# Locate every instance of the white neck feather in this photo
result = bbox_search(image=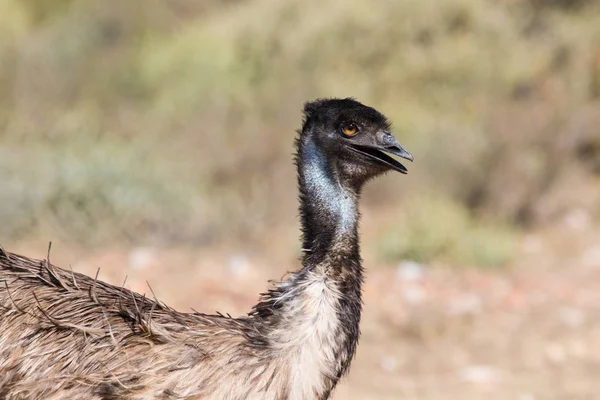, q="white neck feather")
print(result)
[268,269,344,399]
